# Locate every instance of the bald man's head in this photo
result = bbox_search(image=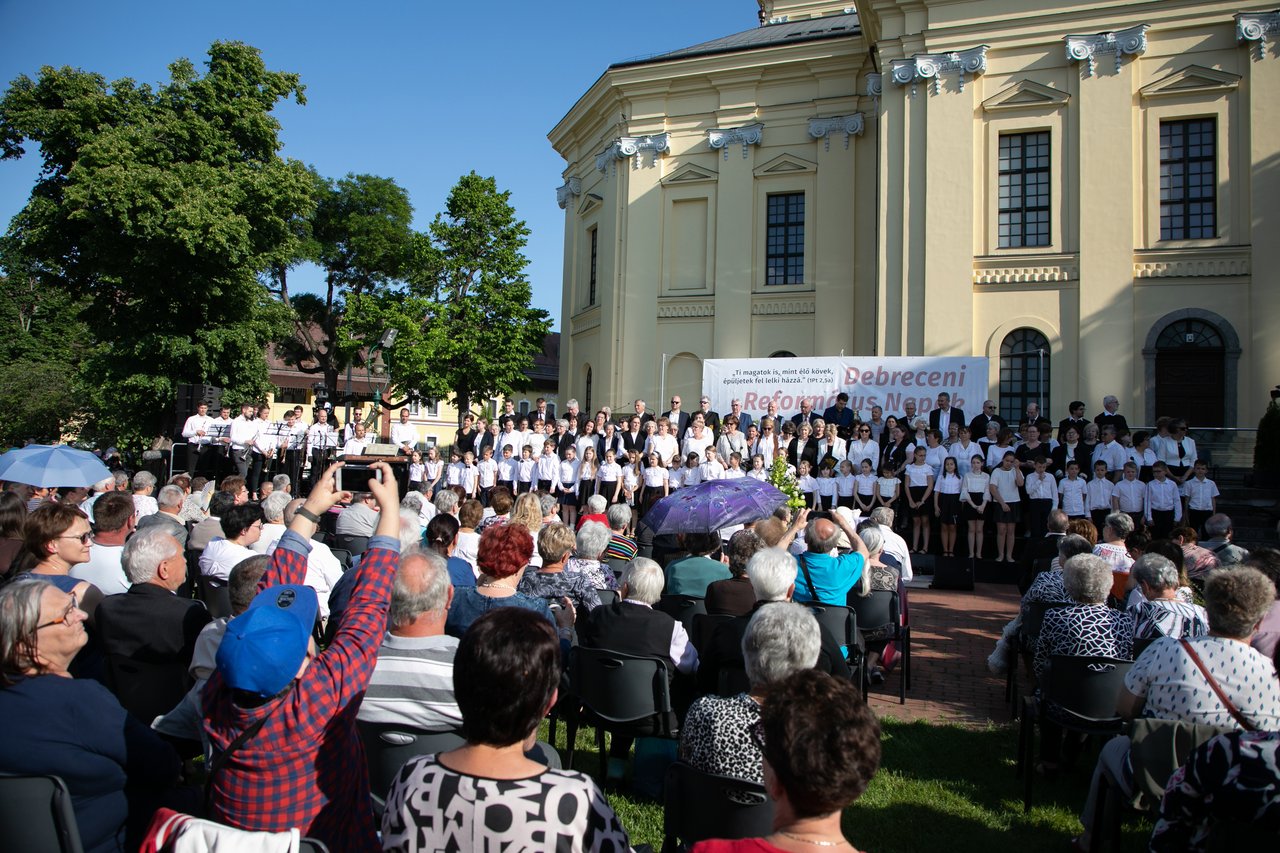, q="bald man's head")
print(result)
[804,518,841,553]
